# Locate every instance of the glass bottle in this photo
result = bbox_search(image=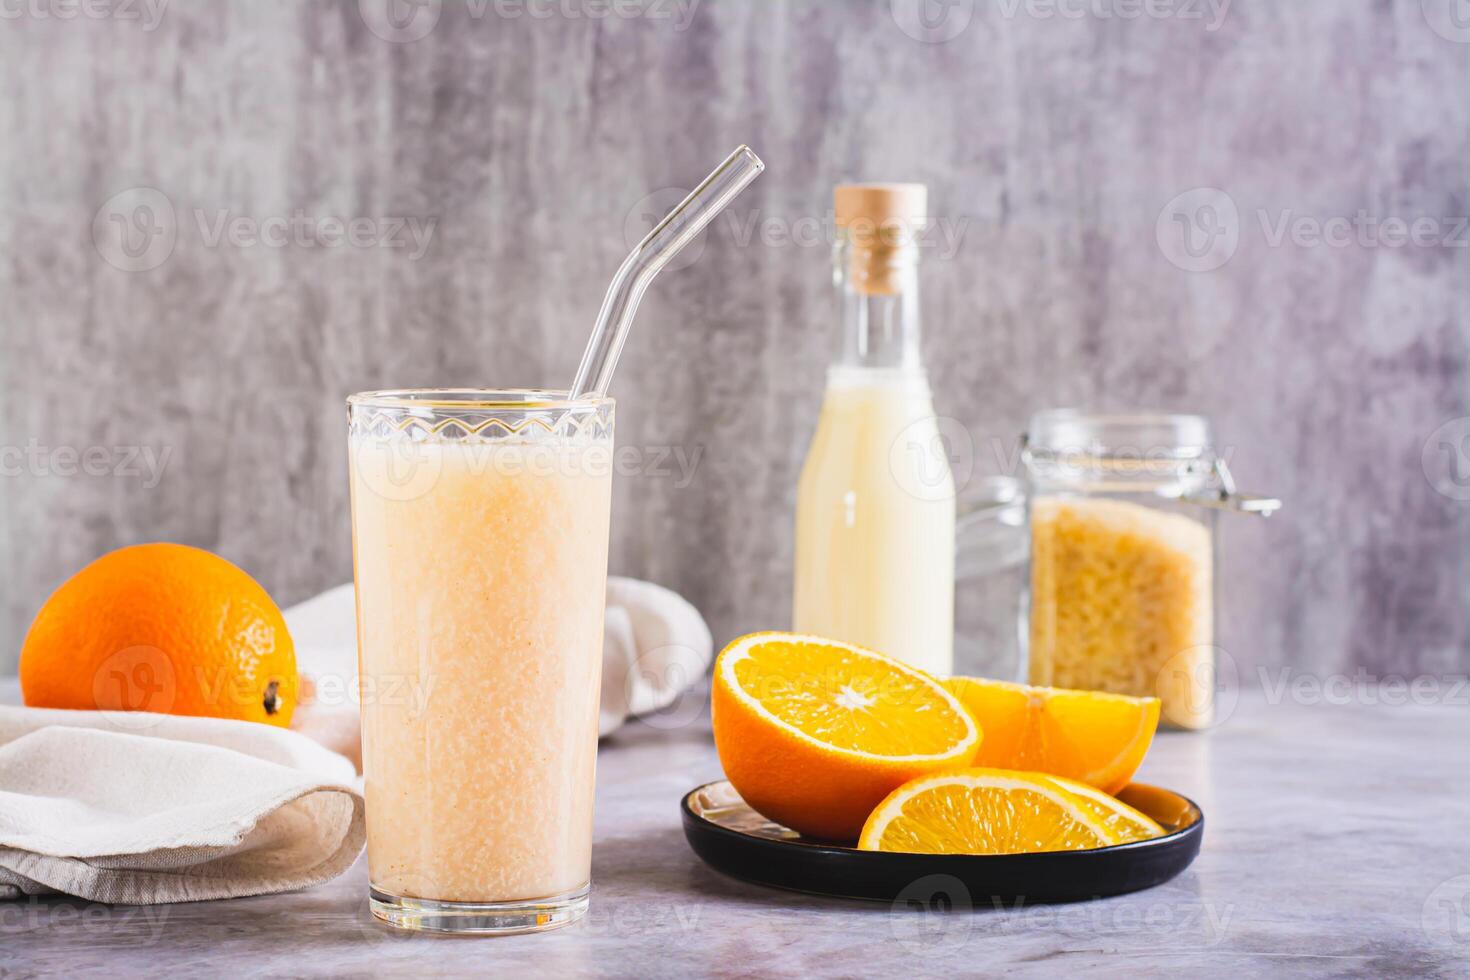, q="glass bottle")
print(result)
[793,184,956,675]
